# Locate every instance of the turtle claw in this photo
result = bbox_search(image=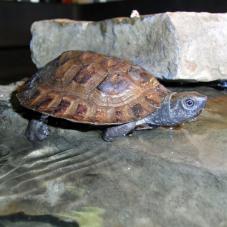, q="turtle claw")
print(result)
[102,133,114,142]
[25,119,49,142]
